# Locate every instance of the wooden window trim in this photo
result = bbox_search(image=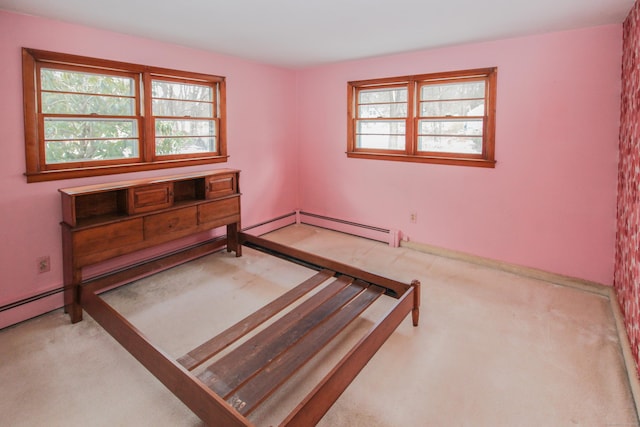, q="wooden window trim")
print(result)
[347,67,497,168]
[22,48,227,183]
